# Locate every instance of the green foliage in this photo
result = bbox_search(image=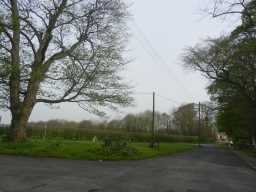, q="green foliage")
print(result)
[216,96,251,146]
[173,103,197,136]
[101,137,138,157]
[0,127,7,141]
[0,127,5,136]
[27,126,199,144]
[0,139,196,160]
[26,116,203,143]
[239,148,256,158]
[183,0,256,145]
[0,0,132,142]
